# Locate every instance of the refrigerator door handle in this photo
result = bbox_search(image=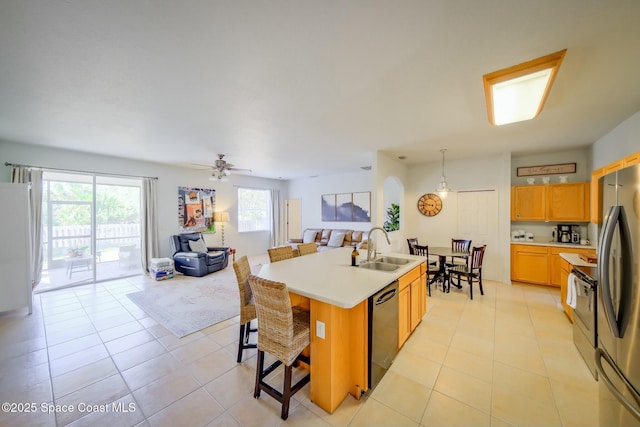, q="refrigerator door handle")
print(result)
[599,205,621,338]
[595,348,640,421]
